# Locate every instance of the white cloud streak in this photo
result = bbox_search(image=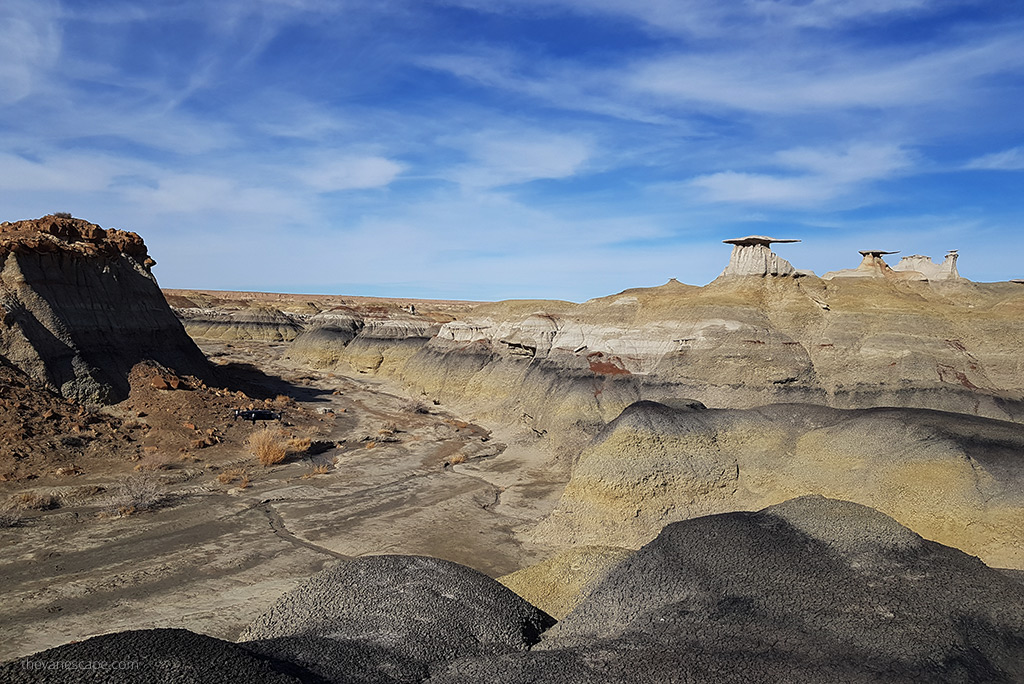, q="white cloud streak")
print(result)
[0,0,61,104]
[297,156,405,192]
[442,129,592,188]
[690,143,913,207]
[965,146,1024,171]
